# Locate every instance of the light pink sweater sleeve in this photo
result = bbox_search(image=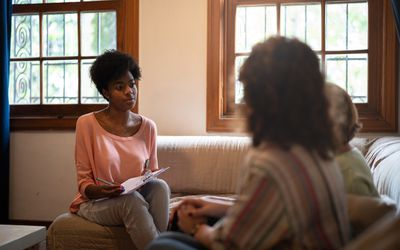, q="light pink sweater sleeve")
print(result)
[70,113,158,213]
